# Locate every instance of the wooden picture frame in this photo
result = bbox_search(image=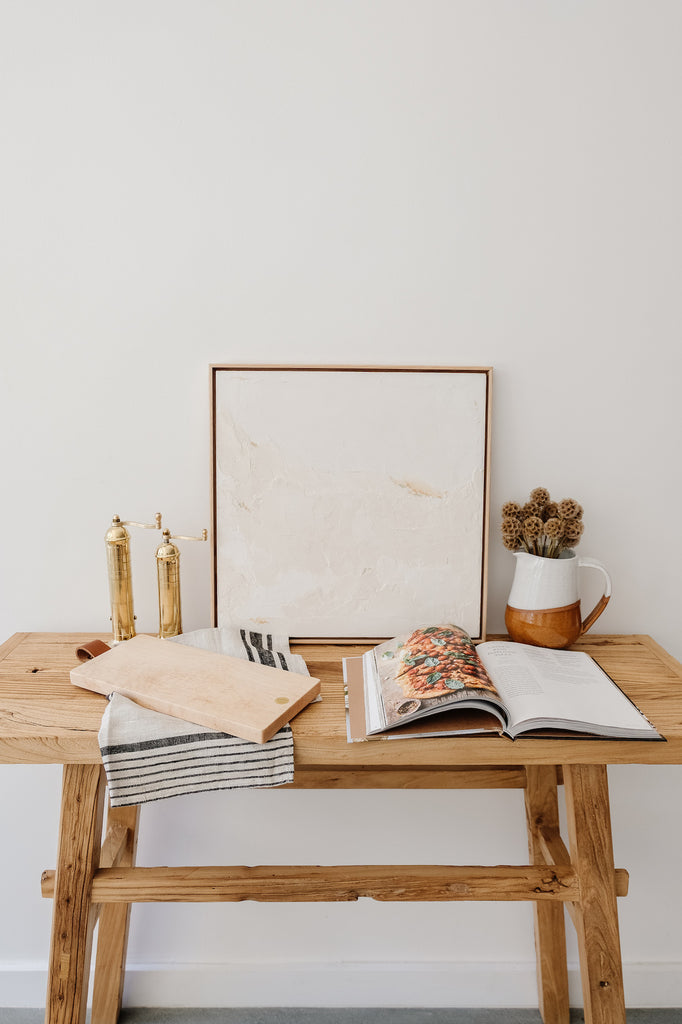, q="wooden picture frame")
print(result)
[210,365,492,642]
